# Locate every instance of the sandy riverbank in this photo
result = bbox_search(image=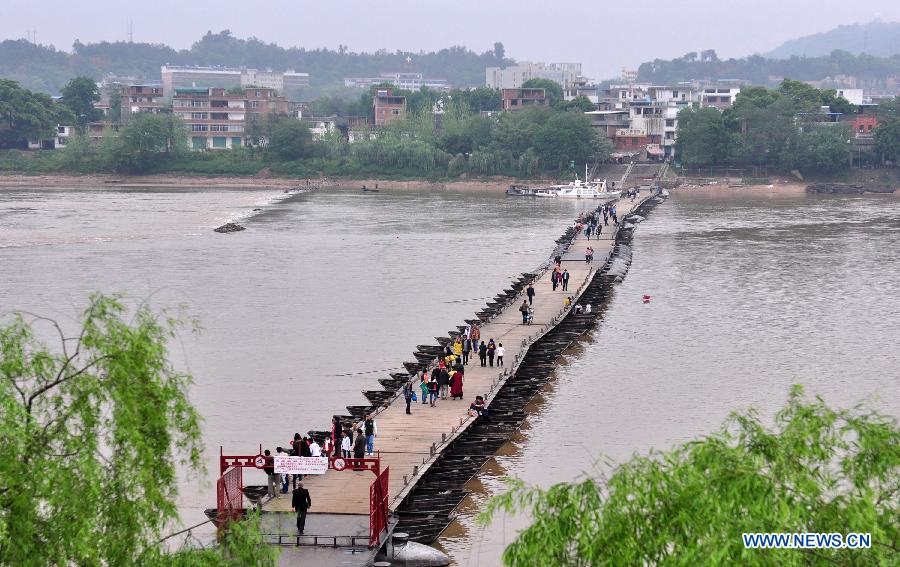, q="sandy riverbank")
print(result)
[0,173,523,193]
